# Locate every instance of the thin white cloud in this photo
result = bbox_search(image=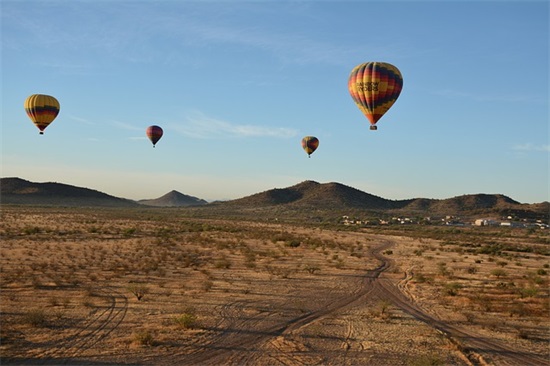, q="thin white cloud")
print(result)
[2,2,377,68]
[512,143,550,152]
[111,120,143,132]
[171,111,298,139]
[67,114,94,125]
